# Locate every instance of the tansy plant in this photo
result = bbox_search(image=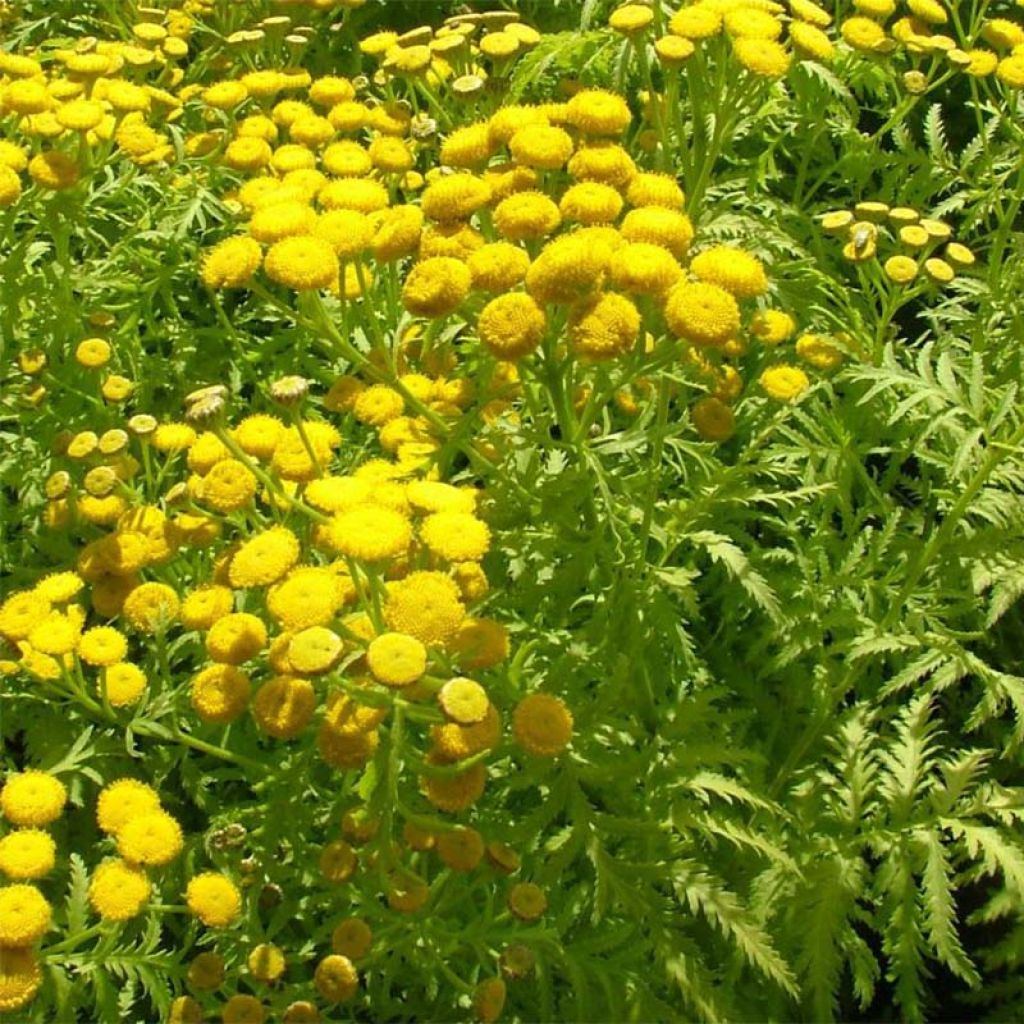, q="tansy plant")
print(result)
[2,1,1024,1022]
